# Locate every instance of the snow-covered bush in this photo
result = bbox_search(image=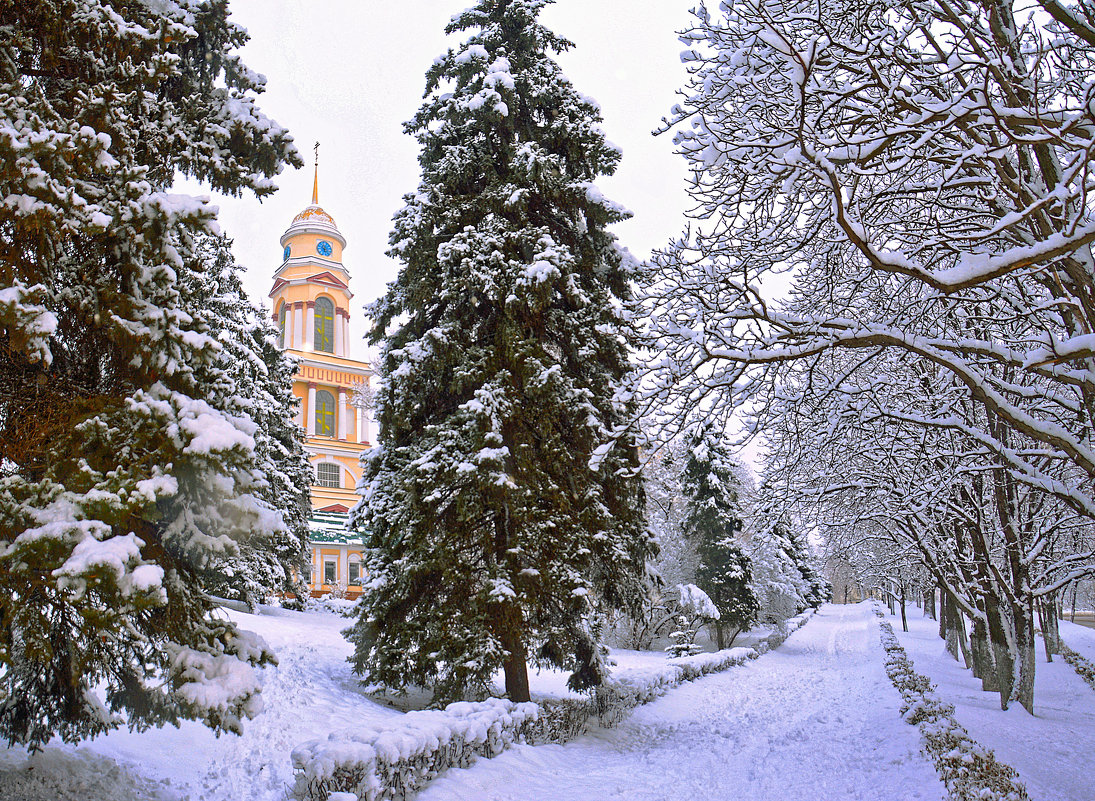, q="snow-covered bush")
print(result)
[664,584,720,658]
[876,611,1028,801]
[291,698,541,801]
[306,594,359,617]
